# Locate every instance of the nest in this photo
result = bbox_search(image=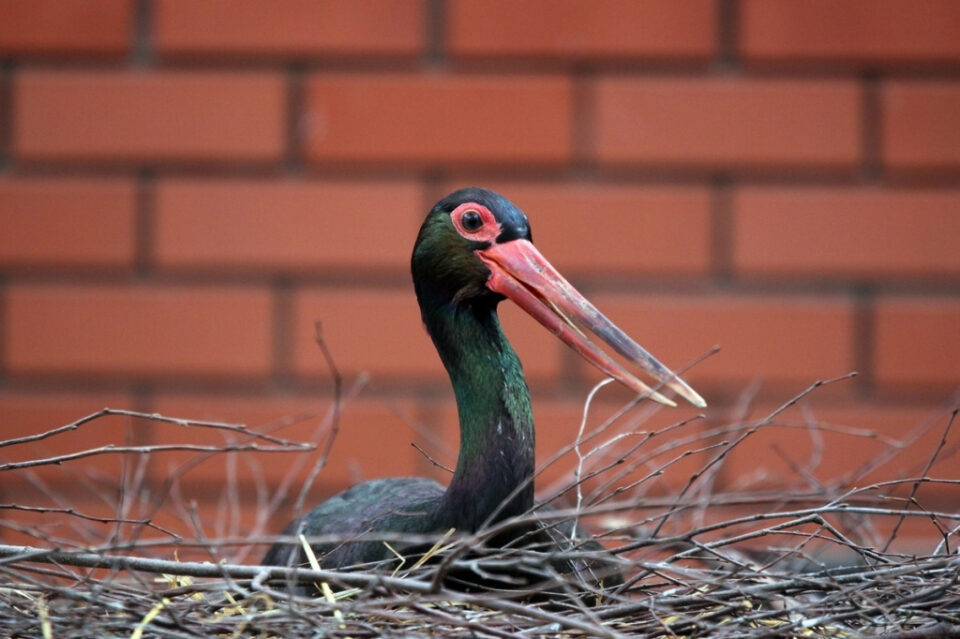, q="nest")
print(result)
[2,374,959,638]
